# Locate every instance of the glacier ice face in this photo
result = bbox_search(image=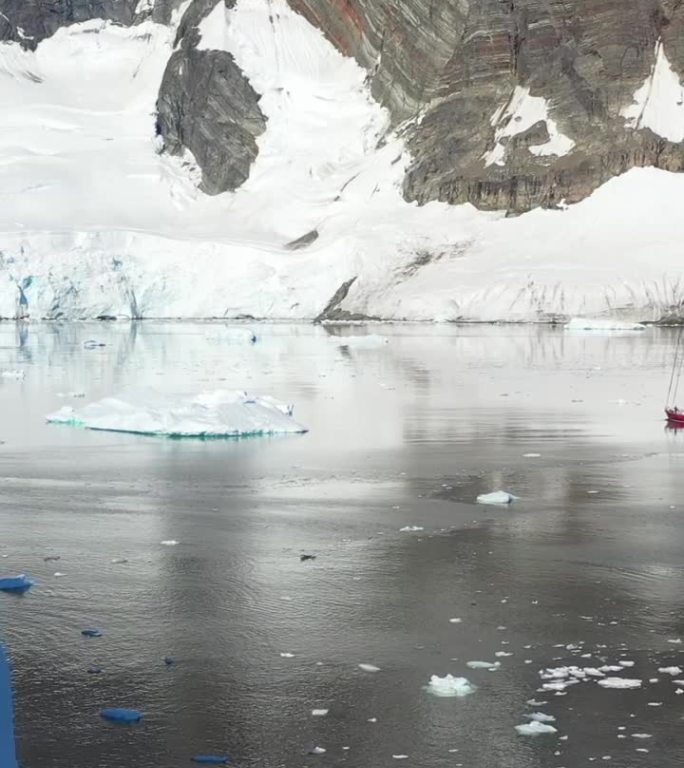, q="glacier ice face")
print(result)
[46,388,307,438]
